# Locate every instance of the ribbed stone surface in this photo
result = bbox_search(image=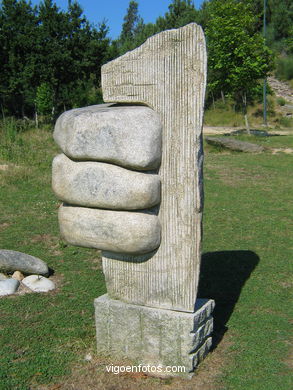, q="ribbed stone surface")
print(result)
[53,104,162,170]
[52,154,161,210]
[59,204,161,255]
[101,23,206,312]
